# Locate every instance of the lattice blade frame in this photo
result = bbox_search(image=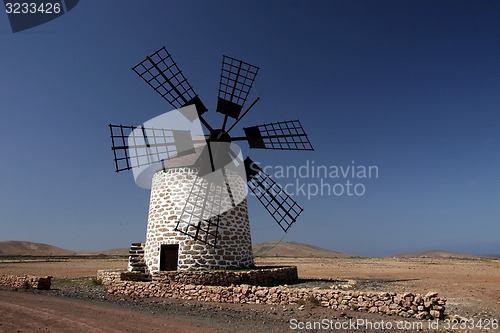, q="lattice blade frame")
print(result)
[175,176,225,247]
[109,124,201,172]
[216,55,259,119]
[174,162,248,247]
[244,157,303,232]
[243,120,314,151]
[132,47,207,119]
